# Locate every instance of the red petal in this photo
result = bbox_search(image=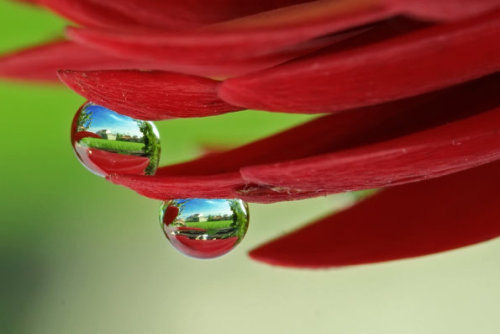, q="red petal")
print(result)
[72,130,101,142]
[39,0,316,30]
[0,40,188,82]
[1,39,322,83]
[171,236,238,259]
[220,10,500,113]
[66,1,391,73]
[66,28,363,78]
[58,18,426,118]
[162,74,499,177]
[74,146,151,176]
[57,70,240,119]
[109,172,244,199]
[110,75,500,203]
[250,160,500,268]
[111,171,324,203]
[37,0,498,32]
[162,205,180,225]
[109,172,325,203]
[242,105,500,192]
[385,0,500,20]
[0,39,284,83]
